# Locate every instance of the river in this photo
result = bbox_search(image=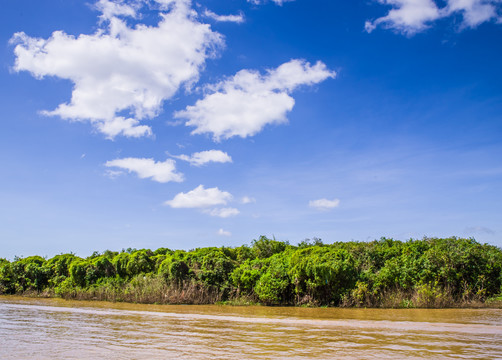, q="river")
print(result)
[1,296,501,359]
